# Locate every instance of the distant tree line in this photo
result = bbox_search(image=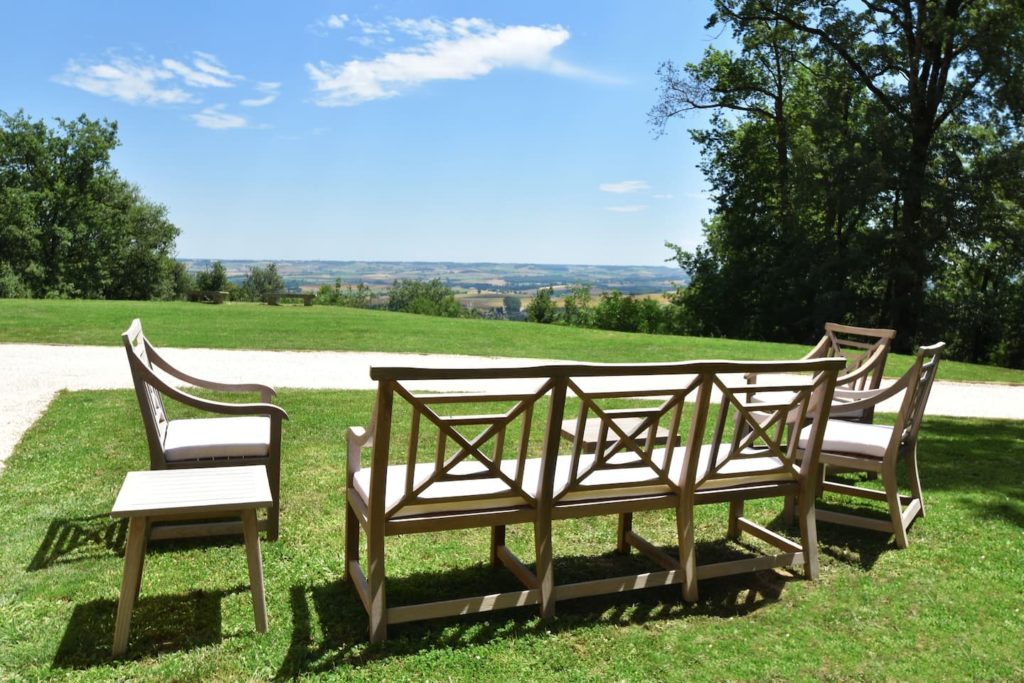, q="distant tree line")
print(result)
[651,0,1024,368]
[526,285,682,334]
[0,110,187,299]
